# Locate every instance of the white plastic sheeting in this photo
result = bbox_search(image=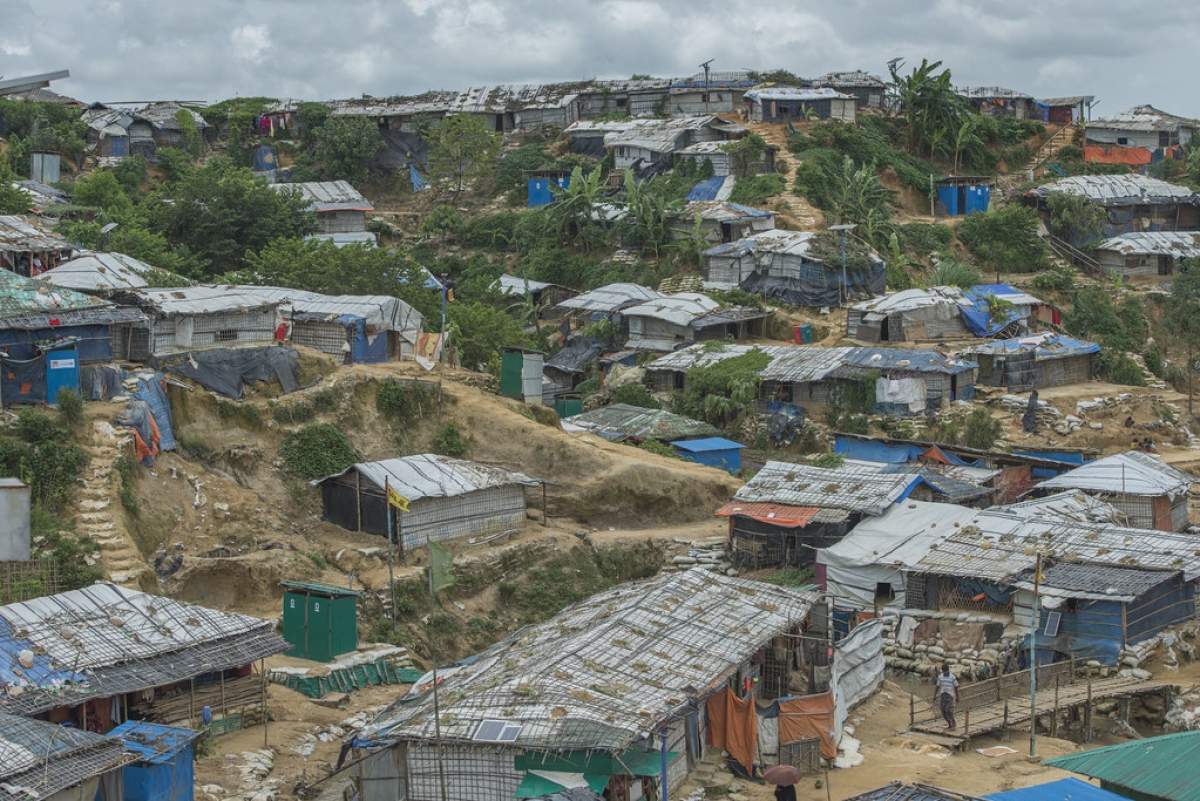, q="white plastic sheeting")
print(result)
[832,618,885,739]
